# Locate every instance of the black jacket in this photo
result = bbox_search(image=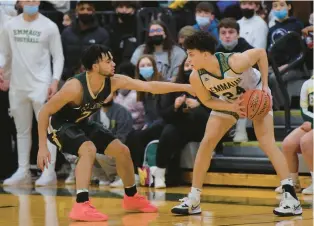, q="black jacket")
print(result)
[61,18,110,80]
